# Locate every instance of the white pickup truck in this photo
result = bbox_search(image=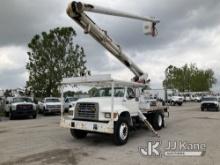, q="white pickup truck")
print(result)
[168,95,184,106]
[38,97,61,115]
[201,96,220,111]
[64,97,79,112]
[60,75,169,145]
[4,97,37,120]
